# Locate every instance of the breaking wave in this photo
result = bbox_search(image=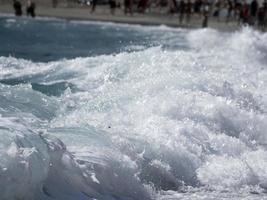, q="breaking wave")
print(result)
[0,26,267,200]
